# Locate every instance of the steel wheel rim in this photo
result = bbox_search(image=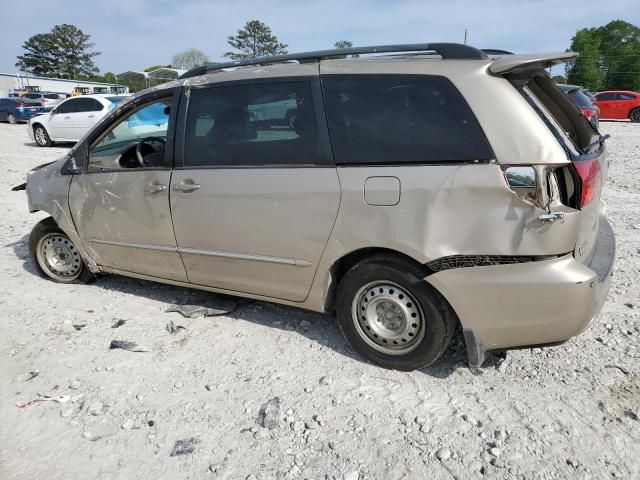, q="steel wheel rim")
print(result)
[35,128,46,145]
[36,233,82,281]
[351,281,426,355]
